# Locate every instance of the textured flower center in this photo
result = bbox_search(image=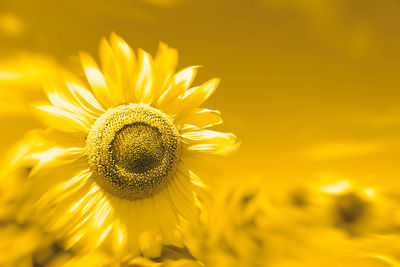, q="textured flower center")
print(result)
[111,123,164,174]
[86,104,181,200]
[335,193,366,224]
